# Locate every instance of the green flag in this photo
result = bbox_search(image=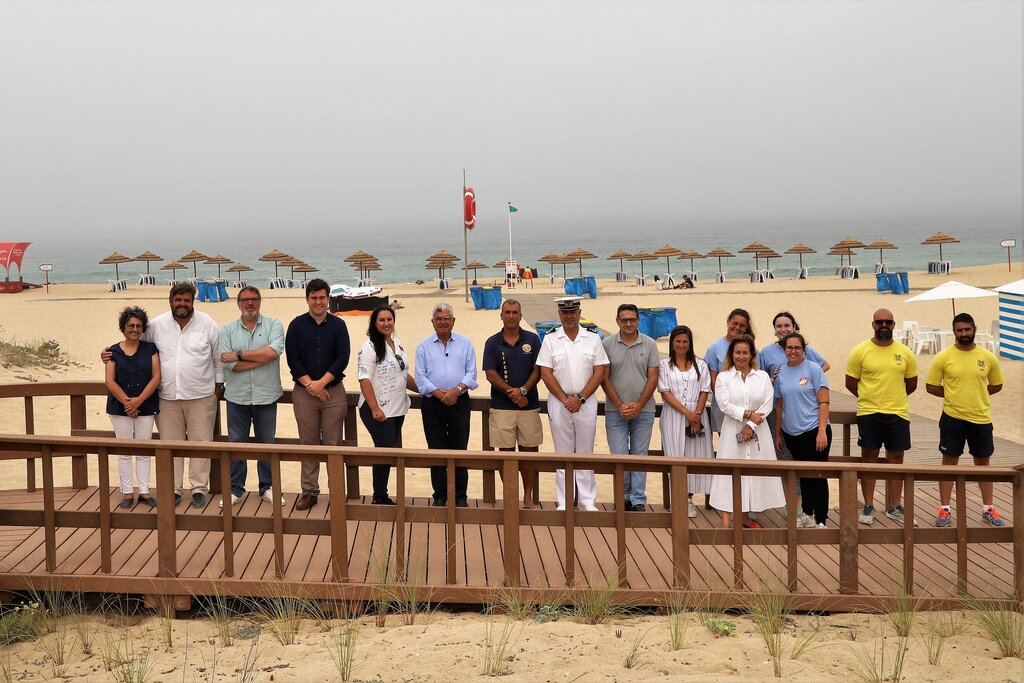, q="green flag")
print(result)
[508,203,518,213]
